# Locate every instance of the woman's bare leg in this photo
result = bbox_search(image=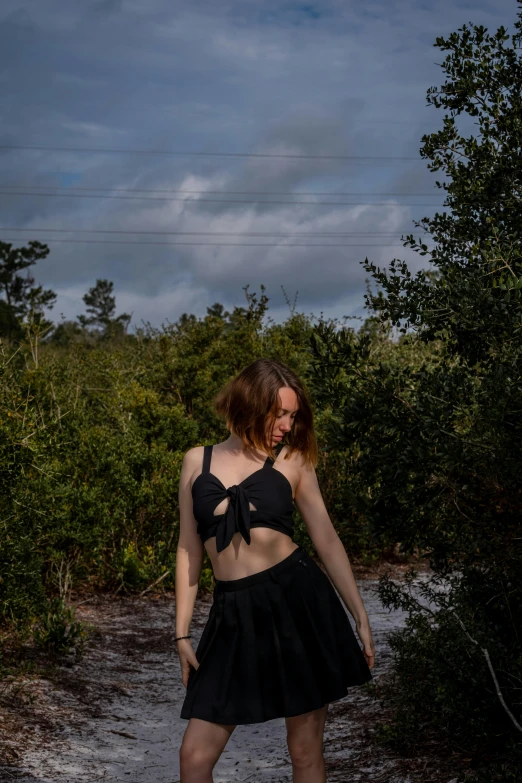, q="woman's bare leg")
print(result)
[285,704,329,783]
[179,718,236,783]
